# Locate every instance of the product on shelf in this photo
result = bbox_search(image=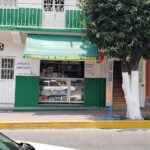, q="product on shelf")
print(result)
[49,97,54,101]
[70,97,75,101]
[40,61,84,78]
[40,96,49,101]
[39,72,84,103]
